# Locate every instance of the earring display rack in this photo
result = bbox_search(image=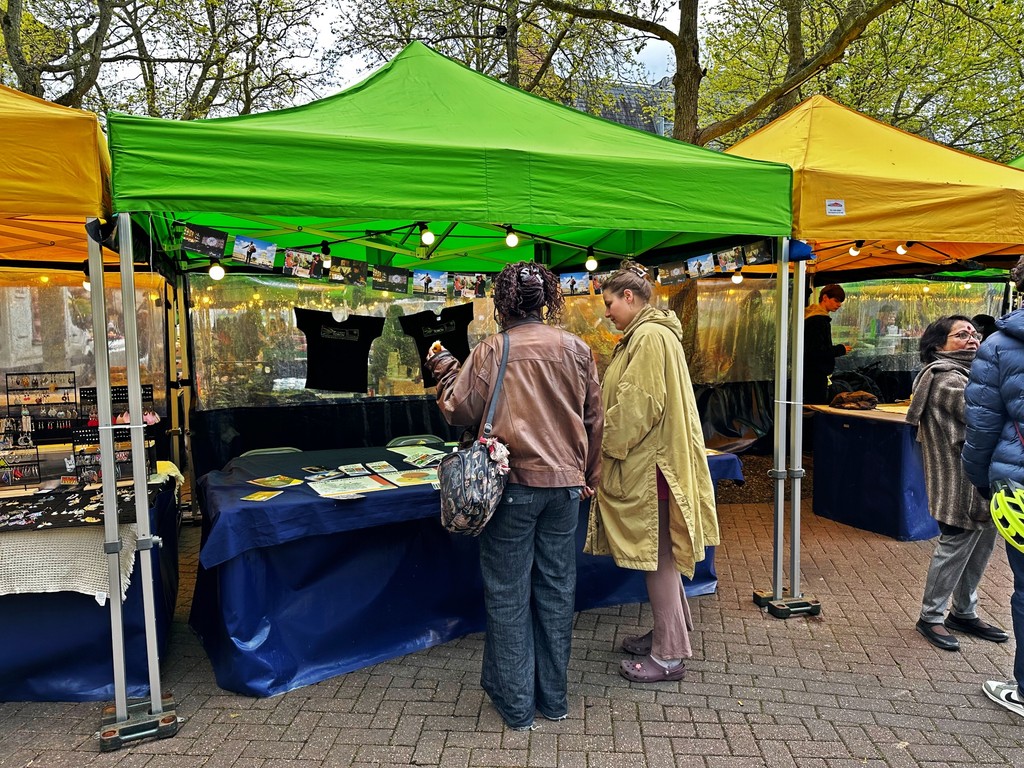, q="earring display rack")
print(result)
[0,445,41,489]
[4,371,82,445]
[72,385,156,483]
